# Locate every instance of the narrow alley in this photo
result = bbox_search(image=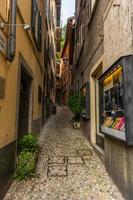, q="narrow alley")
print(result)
[1,0,133,199]
[4,107,123,200]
